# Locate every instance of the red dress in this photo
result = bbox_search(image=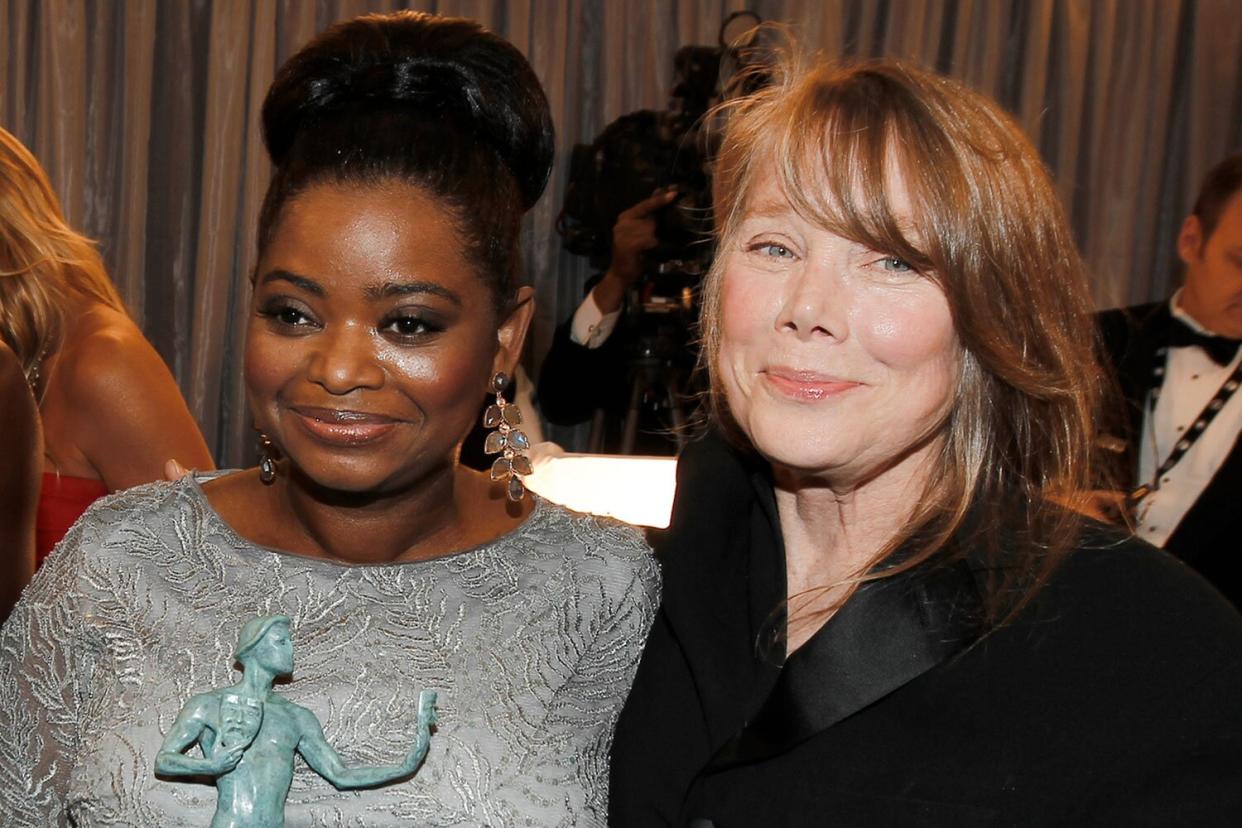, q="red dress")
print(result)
[36,472,109,566]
